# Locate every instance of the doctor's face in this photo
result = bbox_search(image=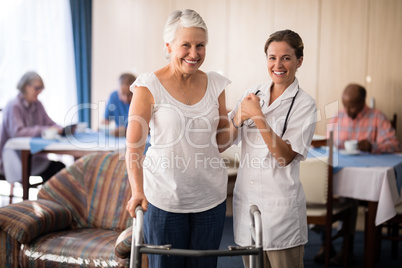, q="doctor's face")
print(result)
[266,41,303,89]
